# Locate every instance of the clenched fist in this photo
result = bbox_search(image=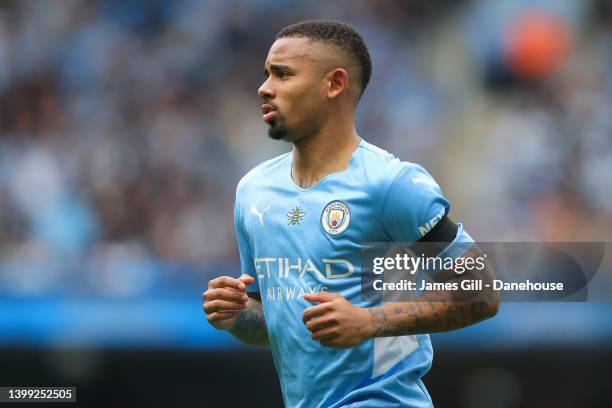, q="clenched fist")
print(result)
[303,292,373,348]
[203,274,254,330]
